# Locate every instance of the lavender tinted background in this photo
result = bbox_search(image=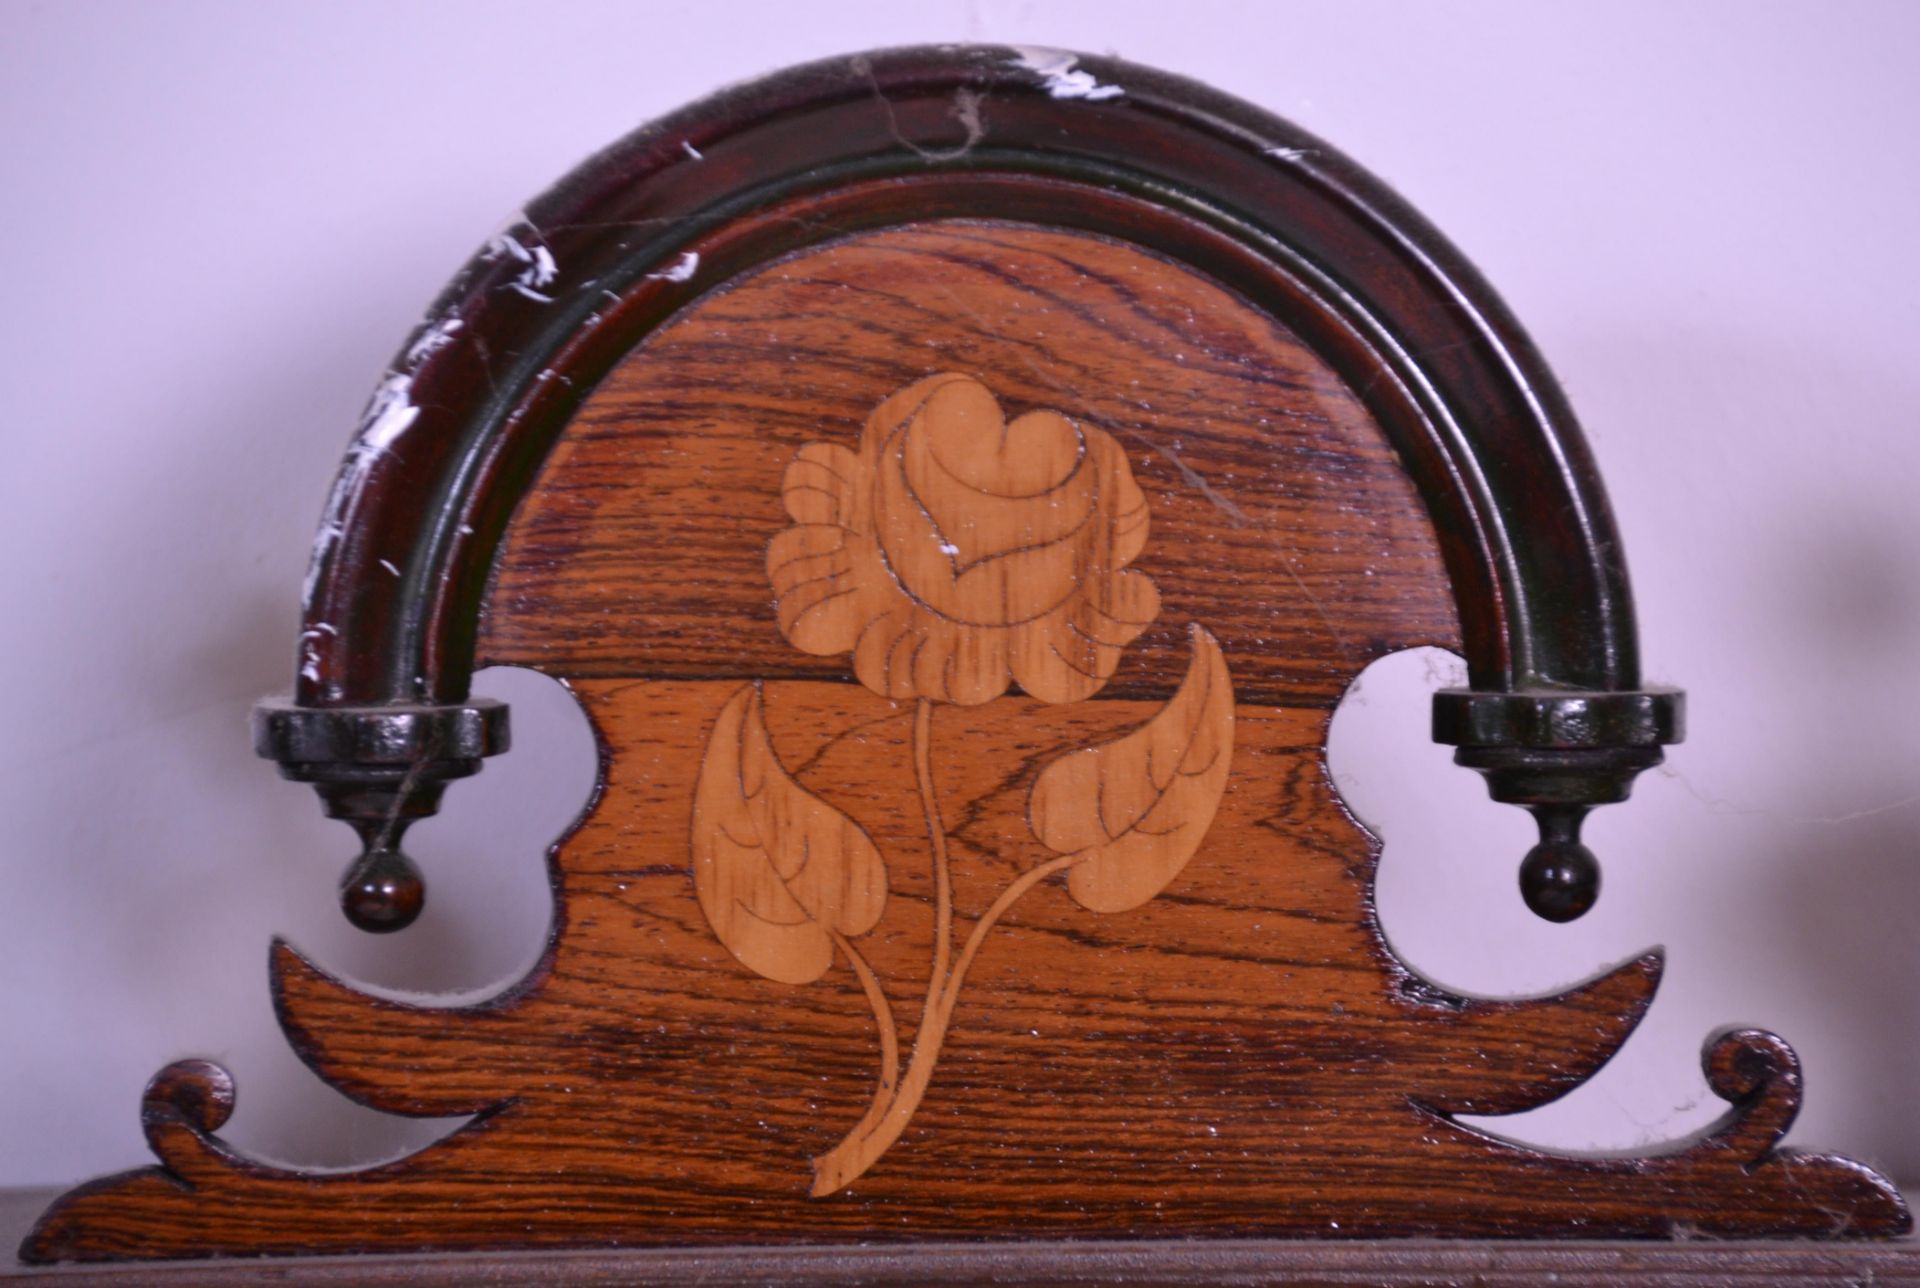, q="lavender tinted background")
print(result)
[2,0,1917,1188]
